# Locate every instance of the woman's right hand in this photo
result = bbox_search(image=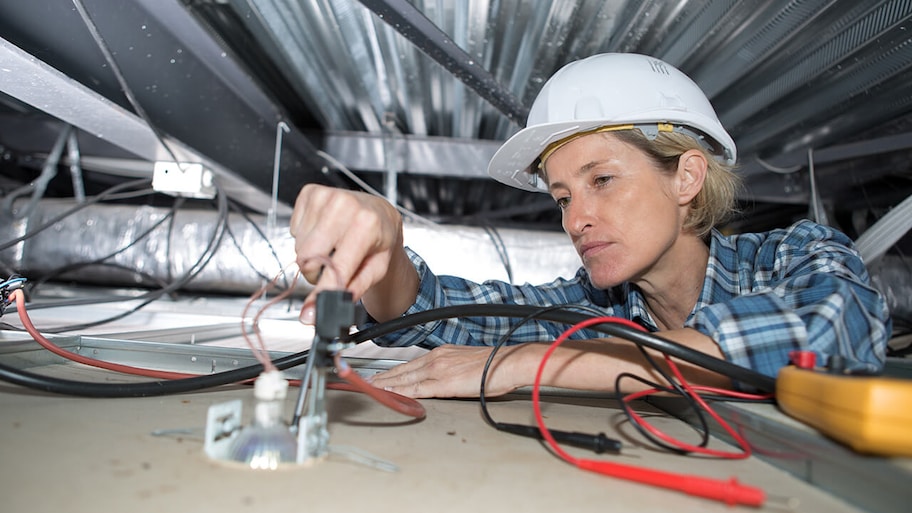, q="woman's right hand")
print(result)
[289,184,417,324]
